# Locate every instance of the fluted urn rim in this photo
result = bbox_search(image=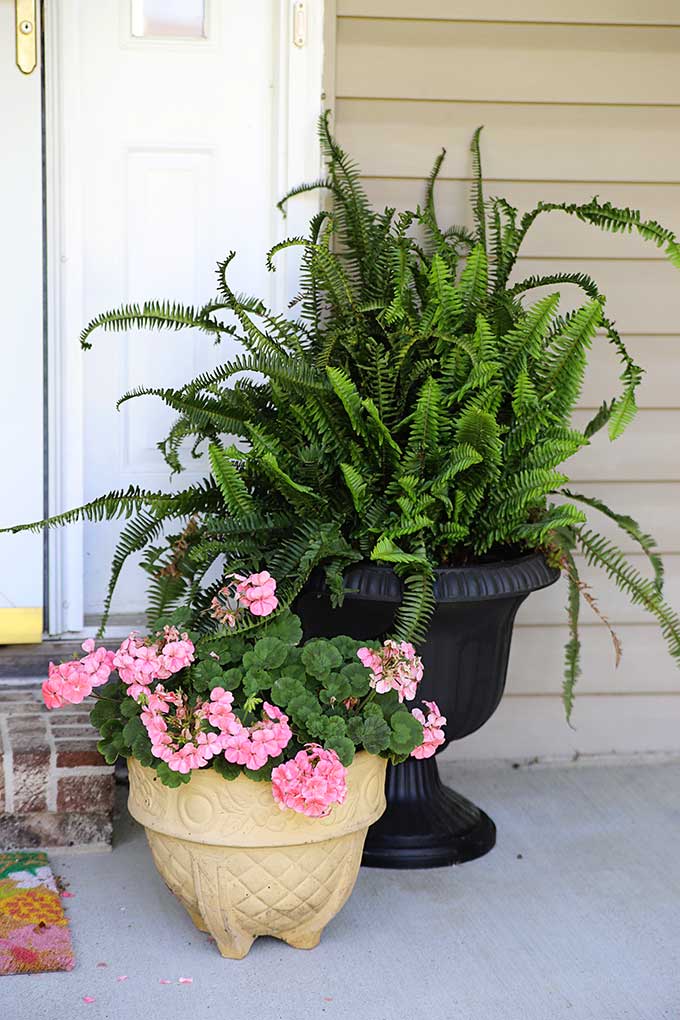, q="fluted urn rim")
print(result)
[304,552,560,605]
